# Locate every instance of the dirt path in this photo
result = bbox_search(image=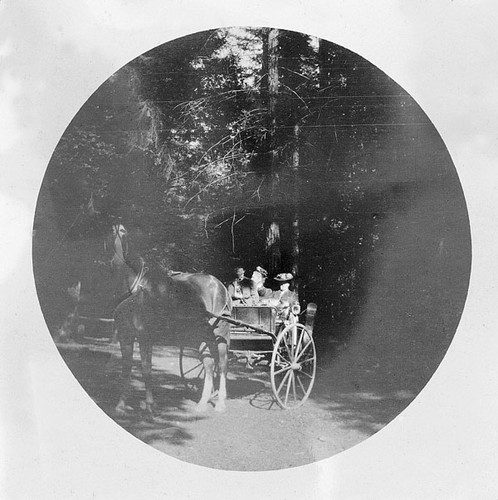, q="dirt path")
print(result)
[58,338,414,471]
